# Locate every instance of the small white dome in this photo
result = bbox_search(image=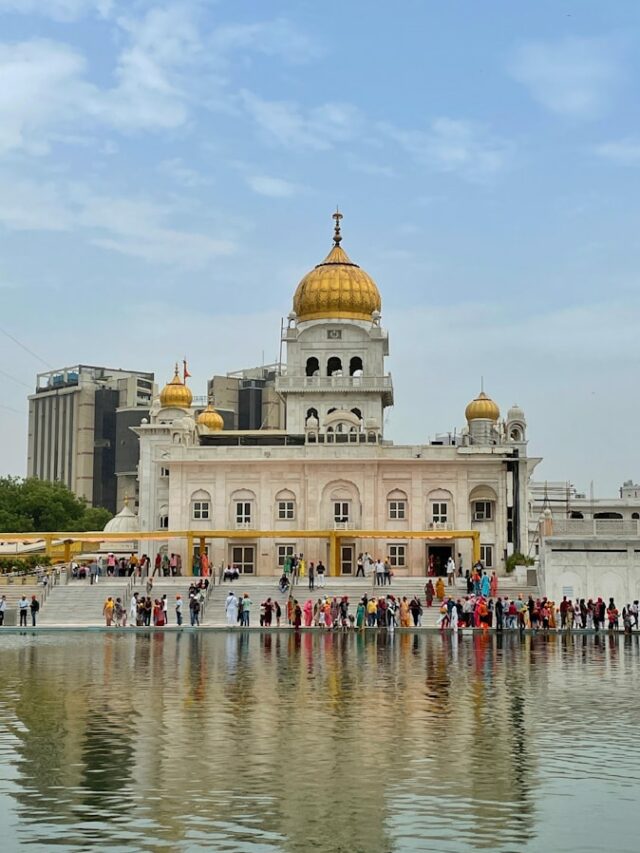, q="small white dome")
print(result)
[103,502,140,534]
[507,404,526,422]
